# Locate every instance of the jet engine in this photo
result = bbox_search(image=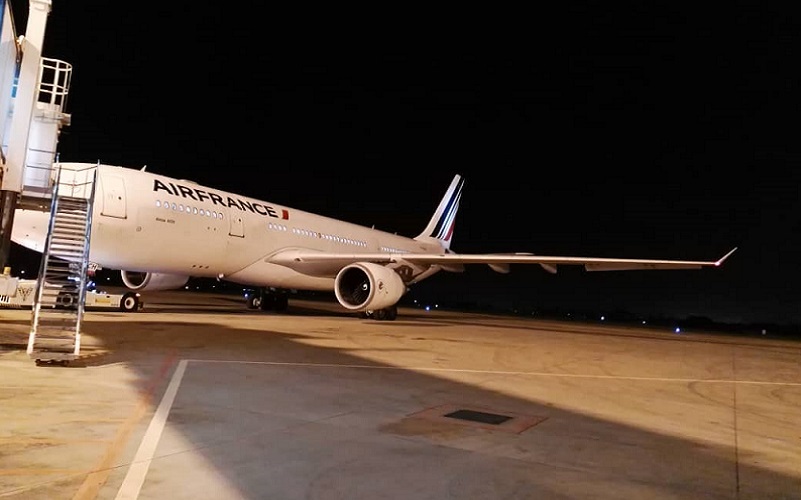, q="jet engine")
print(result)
[120,271,190,291]
[334,262,406,312]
